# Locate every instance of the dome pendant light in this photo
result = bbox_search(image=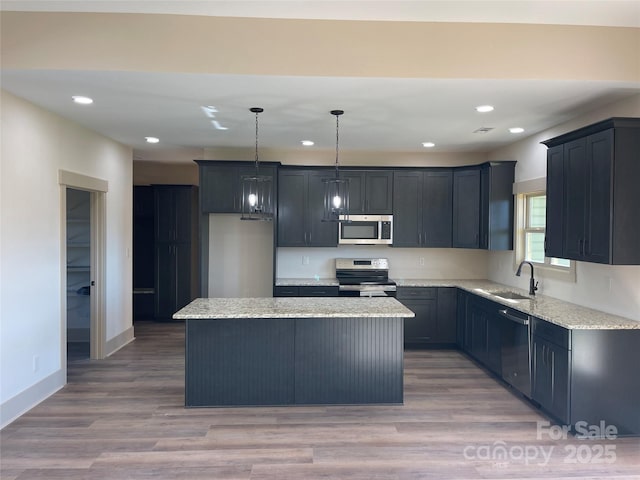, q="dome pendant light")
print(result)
[322,110,350,222]
[241,107,273,221]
